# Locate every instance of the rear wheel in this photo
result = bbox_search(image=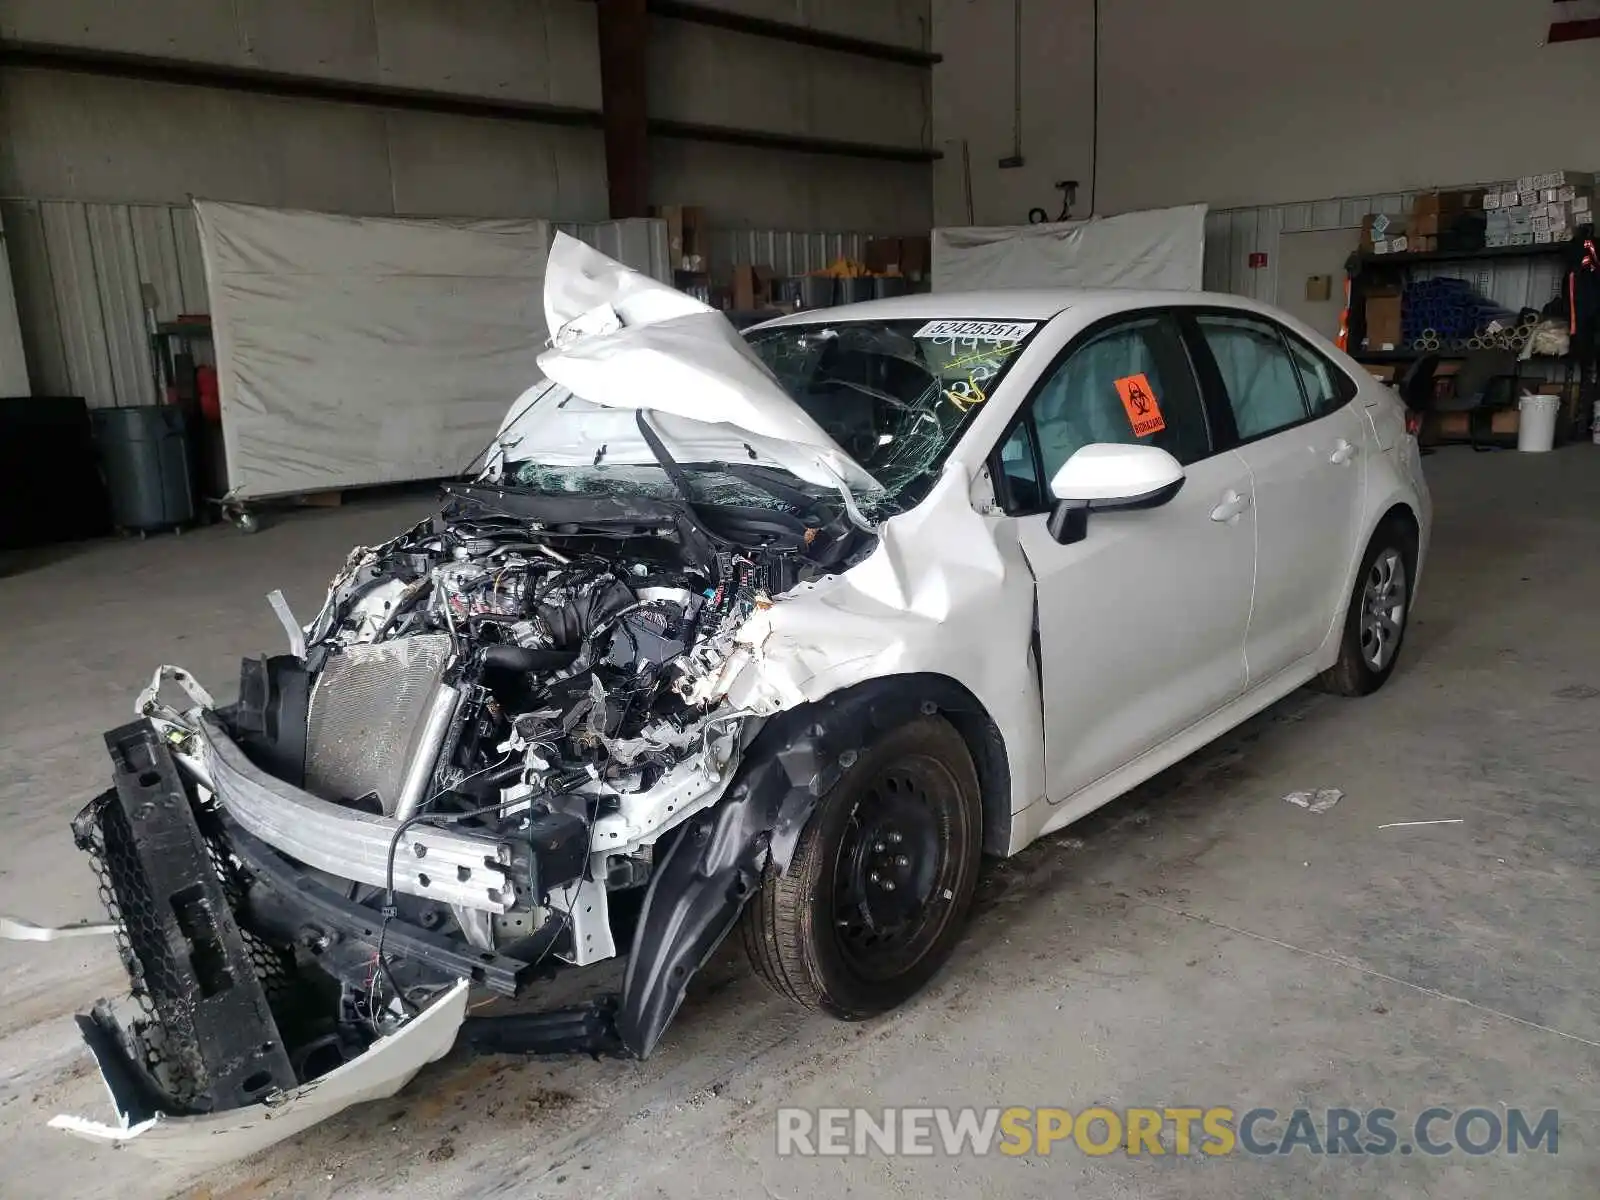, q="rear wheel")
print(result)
[741,715,981,1018]
[1316,518,1417,696]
